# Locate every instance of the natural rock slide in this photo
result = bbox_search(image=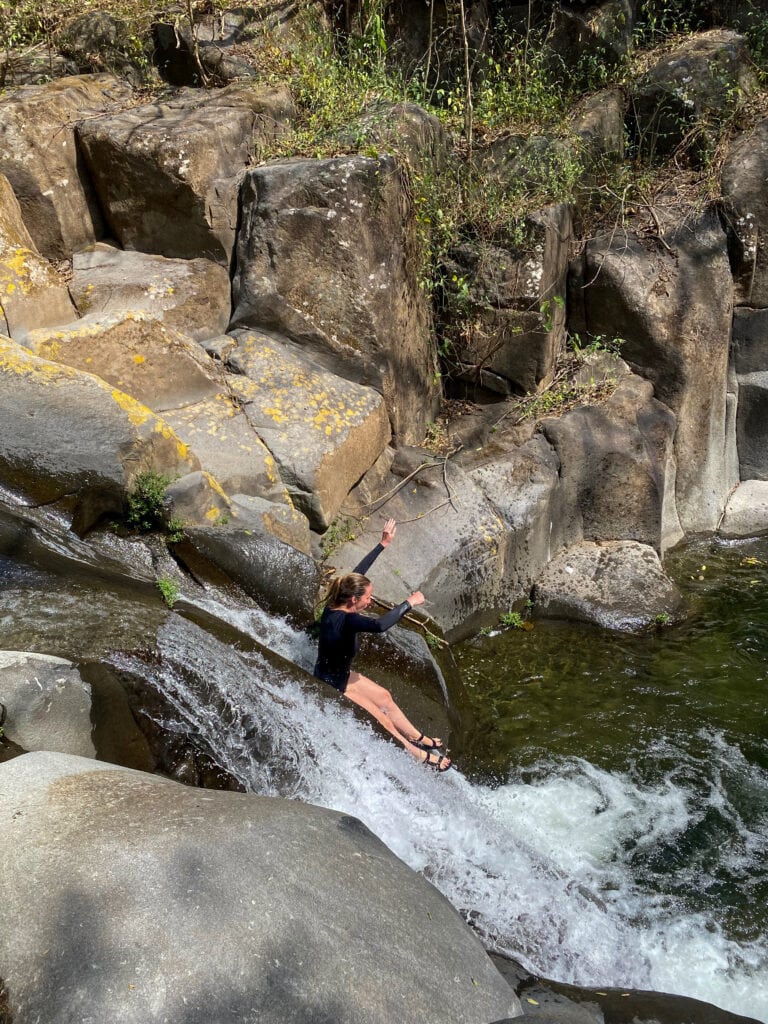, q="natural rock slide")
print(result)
[2,4,768,1022]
